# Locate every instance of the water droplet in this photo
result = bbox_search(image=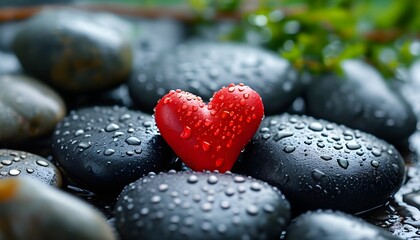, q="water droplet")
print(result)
[234,176,245,183]
[1,160,12,166]
[104,149,115,156]
[113,131,124,138]
[151,195,161,203]
[140,207,149,215]
[26,168,34,174]
[105,123,120,132]
[120,114,131,121]
[273,131,294,142]
[246,205,259,215]
[202,141,211,152]
[283,146,296,153]
[250,182,261,191]
[243,93,250,99]
[312,169,326,181]
[215,158,224,167]
[225,187,235,196]
[371,160,379,168]
[263,204,275,213]
[78,142,91,149]
[126,137,141,145]
[372,149,382,157]
[220,201,230,209]
[180,126,192,139]
[308,122,323,131]
[337,159,349,169]
[159,184,169,192]
[9,169,20,176]
[320,156,332,161]
[74,129,84,136]
[187,175,198,184]
[228,86,235,92]
[346,141,361,150]
[208,175,218,184]
[201,202,212,212]
[34,160,48,167]
[317,142,325,148]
